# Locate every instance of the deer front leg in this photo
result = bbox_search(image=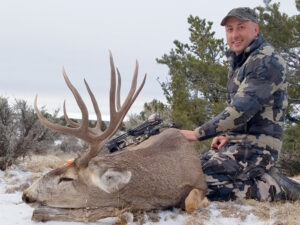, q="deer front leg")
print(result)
[185,188,209,213]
